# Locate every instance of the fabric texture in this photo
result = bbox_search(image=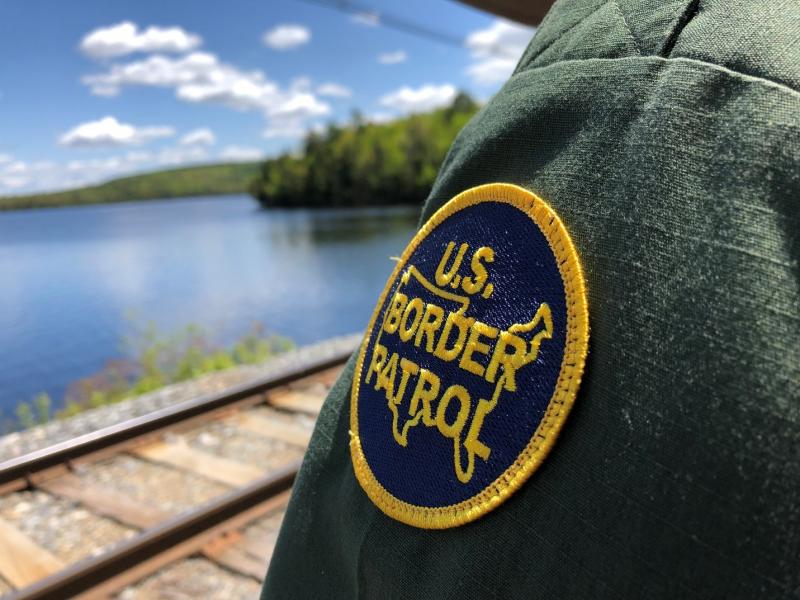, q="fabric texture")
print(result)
[262,0,800,598]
